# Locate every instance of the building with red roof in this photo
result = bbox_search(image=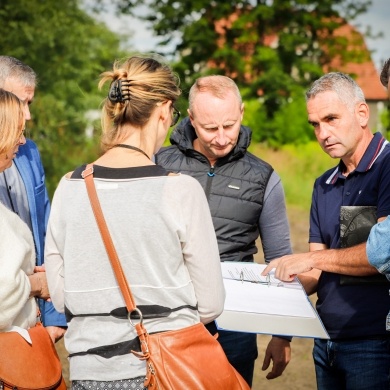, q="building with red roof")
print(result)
[213,17,387,131]
[324,23,387,131]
